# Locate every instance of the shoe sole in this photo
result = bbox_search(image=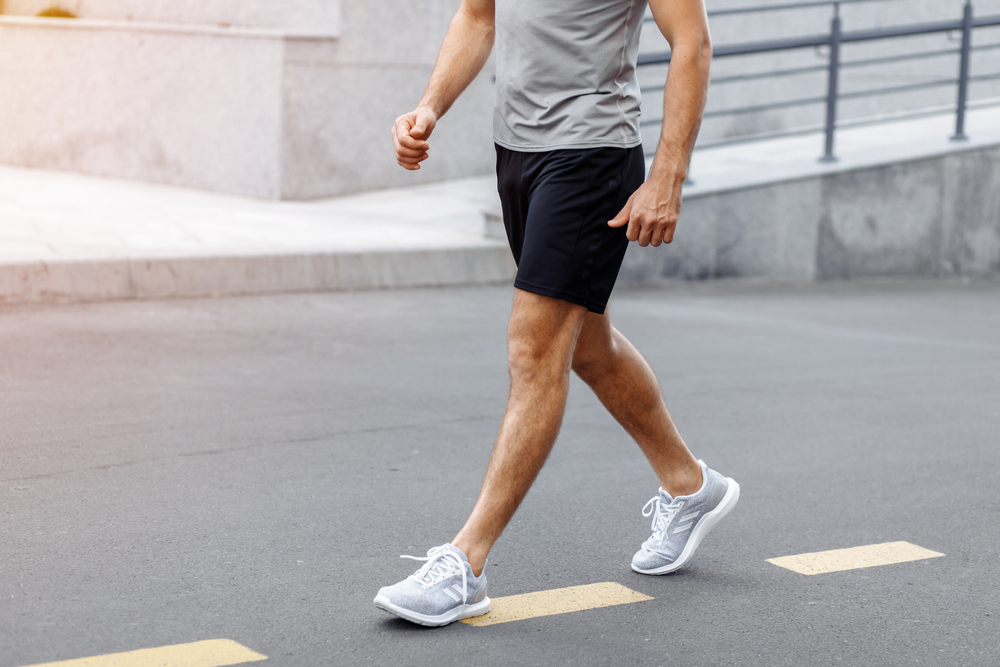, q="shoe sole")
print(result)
[632,477,741,575]
[373,594,491,627]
